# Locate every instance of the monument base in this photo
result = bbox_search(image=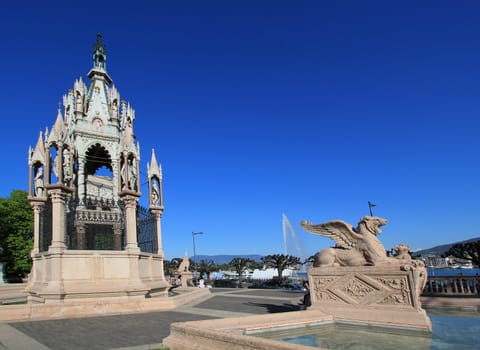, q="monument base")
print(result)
[308,265,431,331]
[179,271,193,288]
[25,250,170,303]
